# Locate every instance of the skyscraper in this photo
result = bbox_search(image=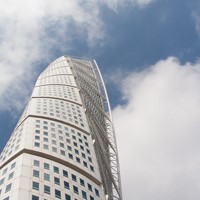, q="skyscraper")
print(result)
[0,56,122,200]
